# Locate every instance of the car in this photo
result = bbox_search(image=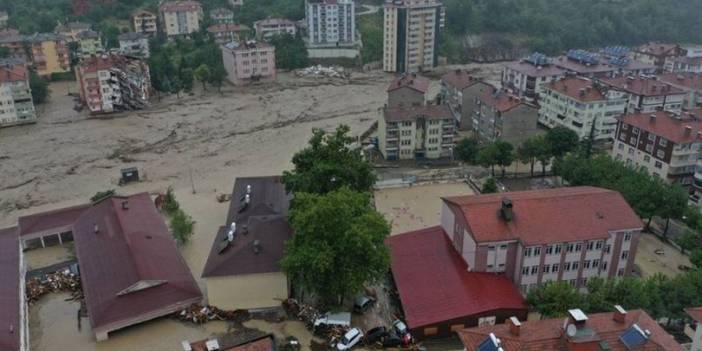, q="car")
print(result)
[381,333,403,348]
[337,328,364,351]
[365,326,389,344]
[353,295,375,314]
[392,320,408,335]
